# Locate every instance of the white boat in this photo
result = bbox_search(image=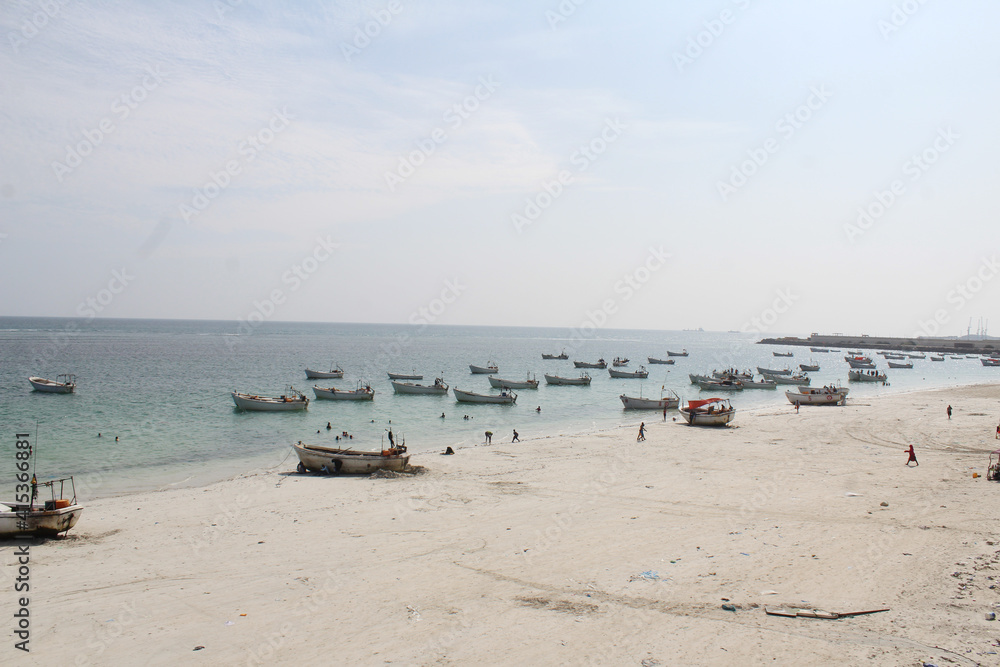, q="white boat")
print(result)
[28,374,76,393]
[609,366,648,379]
[847,359,876,369]
[574,359,607,369]
[848,370,887,383]
[387,371,422,380]
[544,373,591,385]
[844,354,874,364]
[647,357,675,365]
[696,379,743,391]
[982,358,1000,367]
[772,351,794,357]
[667,349,689,357]
[541,350,568,360]
[679,398,735,426]
[313,383,375,401]
[799,362,820,372]
[741,377,777,389]
[0,476,83,538]
[612,357,630,367]
[761,372,811,386]
[391,378,448,395]
[454,388,517,404]
[488,374,539,390]
[233,388,309,411]
[949,355,964,360]
[756,366,791,376]
[930,355,945,361]
[884,353,907,360]
[713,370,753,381]
[810,347,830,352]
[908,353,926,359]
[689,373,713,384]
[292,441,409,475]
[469,362,499,374]
[620,388,680,410]
[304,365,344,379]
[786,385,849,405]
[887,360,913,369]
